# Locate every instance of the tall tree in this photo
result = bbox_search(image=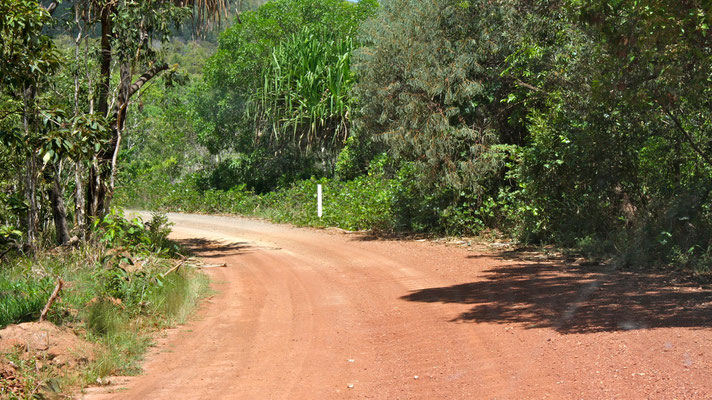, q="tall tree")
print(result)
[85,0,228,216]
[0,0,62,246]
